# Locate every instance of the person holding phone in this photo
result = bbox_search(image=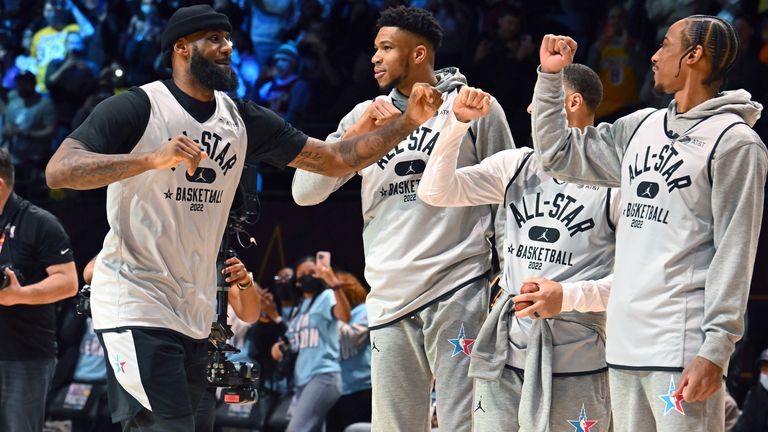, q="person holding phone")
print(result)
[271,254,350,432]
